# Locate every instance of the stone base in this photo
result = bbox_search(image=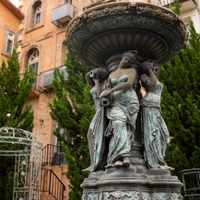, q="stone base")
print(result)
[81,166,183,200]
